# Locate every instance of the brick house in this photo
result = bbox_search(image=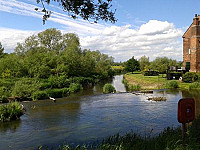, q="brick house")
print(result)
[183,14,200,72]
